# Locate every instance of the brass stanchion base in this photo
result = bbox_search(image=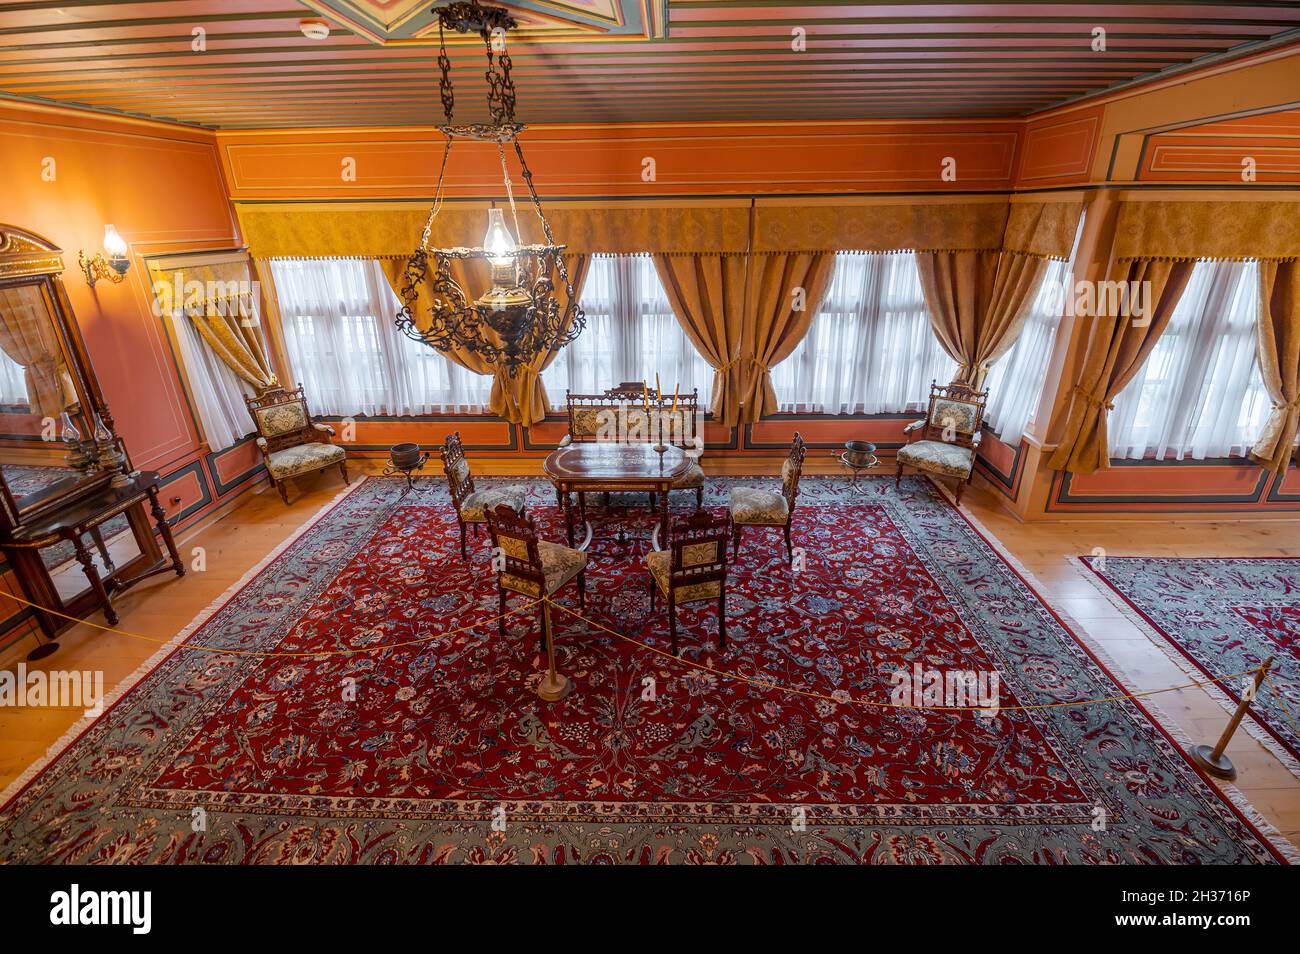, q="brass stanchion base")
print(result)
[536,671,571,702]
[1190,744,1236,781]
[25,641,59,662]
